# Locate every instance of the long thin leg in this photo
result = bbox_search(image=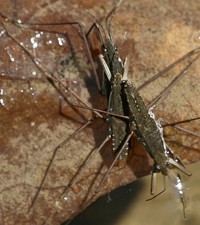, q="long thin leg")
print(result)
[28,119,94,212]
[137,47,200,91]
[0,15,101,91]
[40,135,111,225]
[3,17,136,217]
[147,53,200,109]
[1,21,103,119]
[150,170,157,195]
[146,173,166,200]
[163,117,200,127]
[1,19,110,211]
[72,104,129,120]
[95,132,133,193]
[86,20,105,45]
[171,126,200,138]
[61,135,111,196]
[163,117,200,138]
